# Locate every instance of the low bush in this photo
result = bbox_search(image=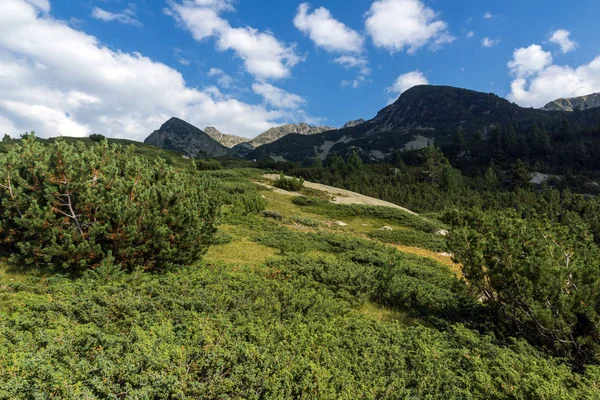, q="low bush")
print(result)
[0,136,221,273]
[273,173,304,191]
[196,159,223,171]
[292,195,327,206]
[261,210,283,220]
[88,133,106,142]
[368,229,447,252]
[291,215,320,227]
